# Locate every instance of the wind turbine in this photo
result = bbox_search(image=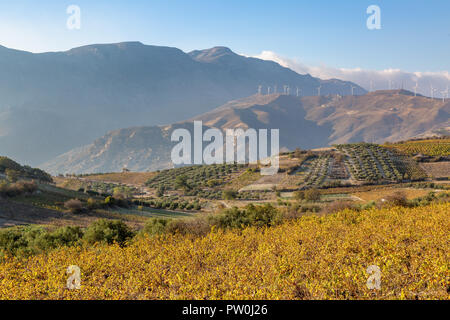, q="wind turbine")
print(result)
[317,85,322,97]
[351,86,356,96]
[258,85,262,95]
[296,87,301,97]
[441,86,448,102]
[283,85,288,95]
[287,86,290,95]
[267,86,271,95]
[413,81,419,97]
[430,85,436,100]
